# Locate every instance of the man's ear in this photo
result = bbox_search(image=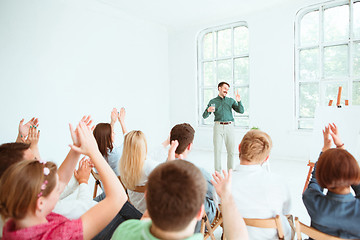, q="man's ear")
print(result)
[187,142,193,151]
[195,204,205,221]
